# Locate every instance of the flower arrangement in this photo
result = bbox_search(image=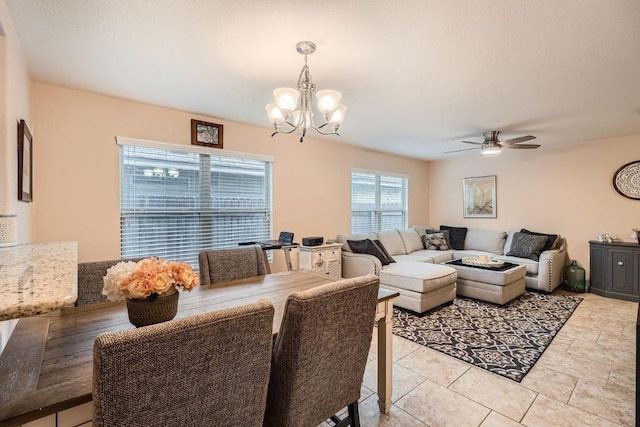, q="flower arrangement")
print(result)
[103,258,198,301]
